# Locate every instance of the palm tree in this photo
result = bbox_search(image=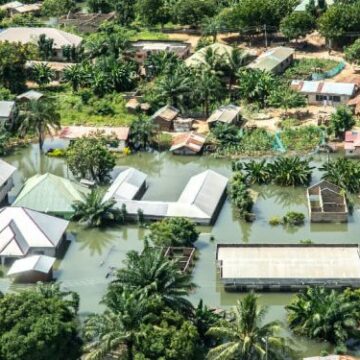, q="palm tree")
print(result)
[201,16,222,43]
[243,159,271,185]
[129,115,156,150]
[20,99,60,152]
[286,287,360,346]
[84,289,151,360]
[71,189,122,228]
[63,64,84,92]
[31,63,55,88]
[144,51,180,78]
[104,244,195,314]
[91,70,111,97]
[207,293,295,360]
[268,87,306,116]
[225,48,245,92]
